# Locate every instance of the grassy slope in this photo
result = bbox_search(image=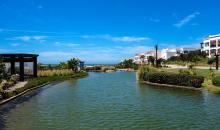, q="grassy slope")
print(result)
[1,72,88,99]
